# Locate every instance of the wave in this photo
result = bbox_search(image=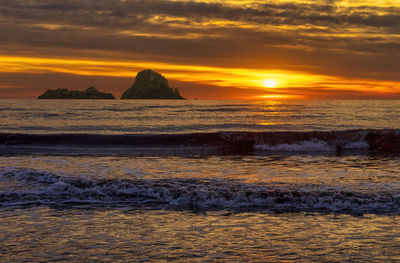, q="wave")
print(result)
[1,168,399,214]
[256,140,369,152]
[1,129,399,155]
